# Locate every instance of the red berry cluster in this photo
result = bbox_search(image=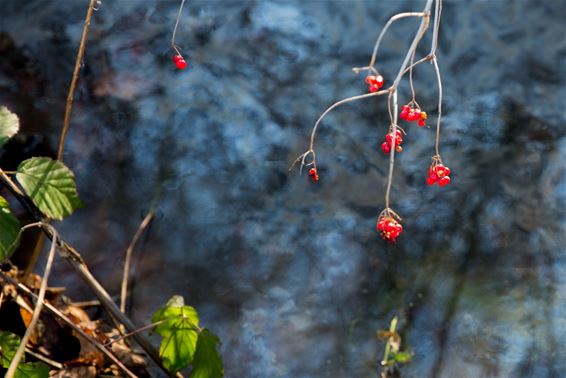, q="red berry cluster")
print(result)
[308,167,319,183]
[365,75,384,93]
[381,130,403,154]
[376,215,403,243]
[173,54,188,70]
[400,105,427,127]
[426,162,451,186]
